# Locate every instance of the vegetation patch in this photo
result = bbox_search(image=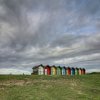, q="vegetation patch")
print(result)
[0,74,100,100]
